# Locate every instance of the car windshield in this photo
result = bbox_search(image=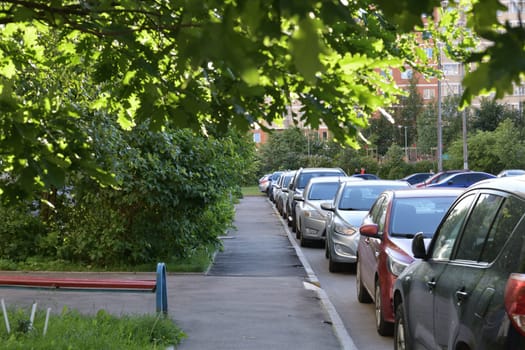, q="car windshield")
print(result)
[297,172,343,189]
[338,185,403,211]
[307,182,340,200]
[283,175,294,187]
[390,196,458,238]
